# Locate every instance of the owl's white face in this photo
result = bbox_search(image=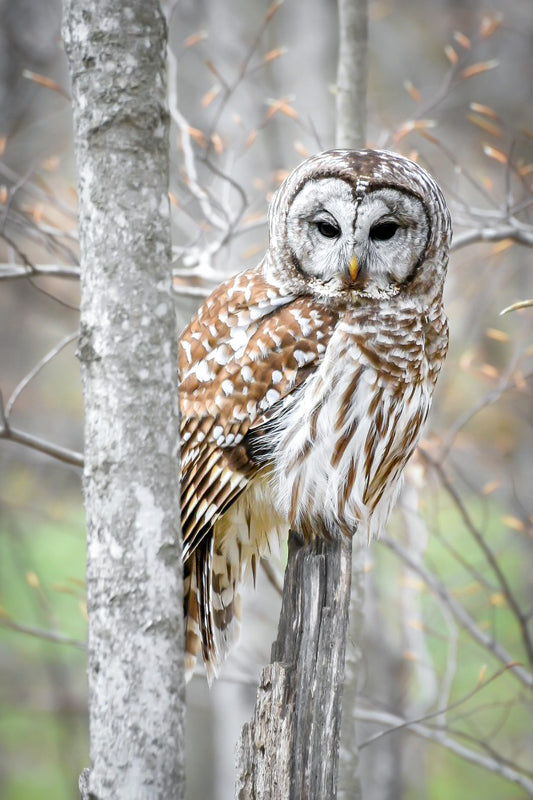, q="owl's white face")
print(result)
[285,177,430,298]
